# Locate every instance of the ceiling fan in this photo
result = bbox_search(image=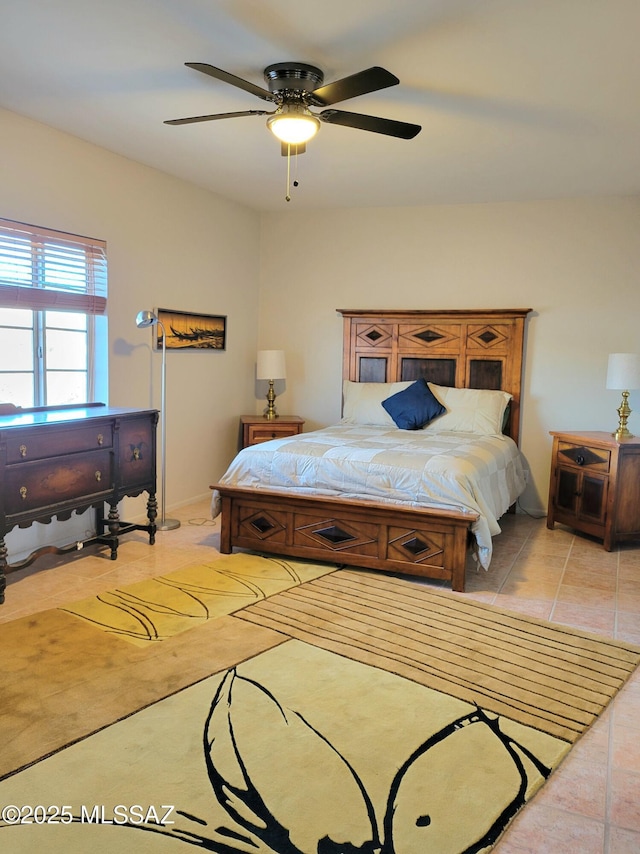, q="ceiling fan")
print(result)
[164,62,422,154]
